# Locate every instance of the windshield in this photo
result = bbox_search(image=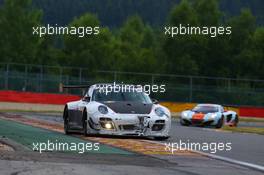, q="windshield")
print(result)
[192,106,218,113]
[92,89,152,103]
